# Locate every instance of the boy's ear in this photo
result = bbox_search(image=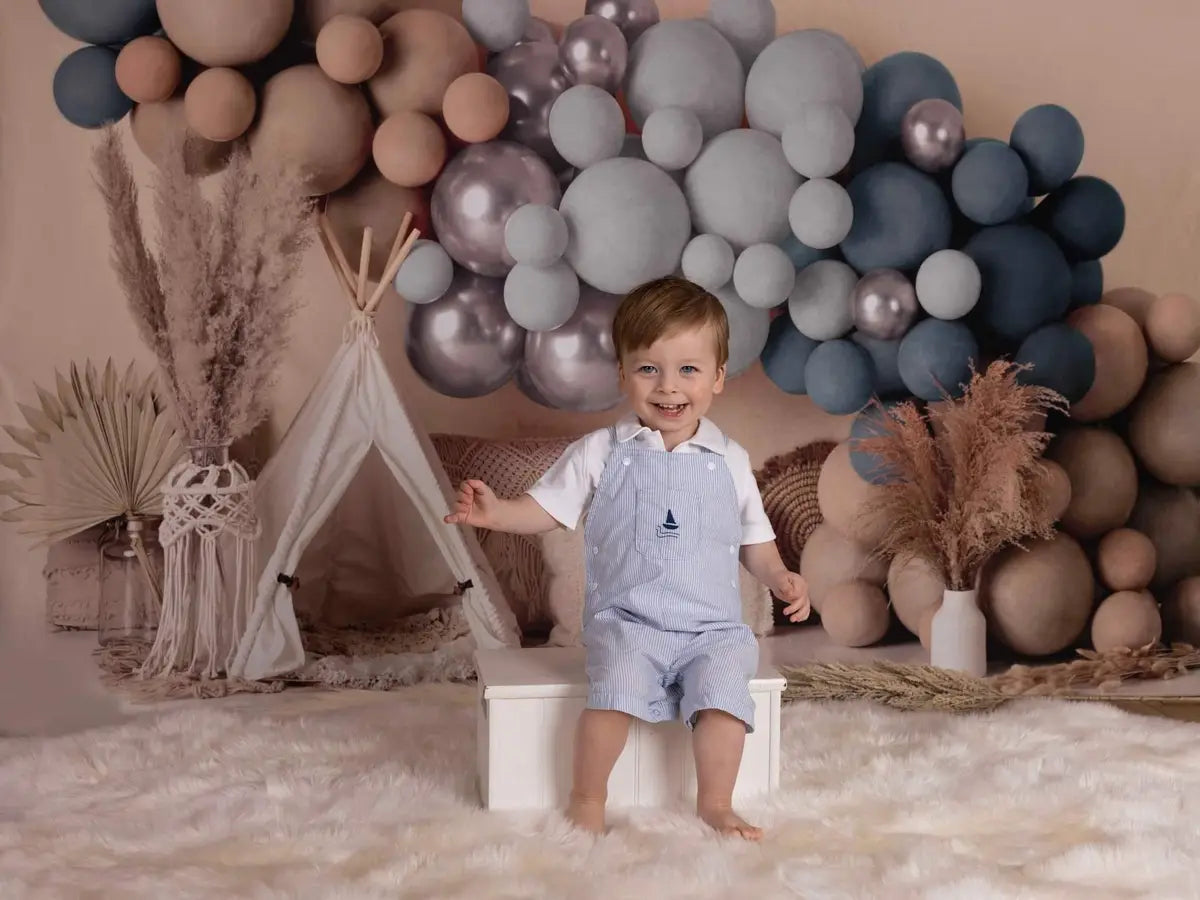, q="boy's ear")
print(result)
[713,365,726,394]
